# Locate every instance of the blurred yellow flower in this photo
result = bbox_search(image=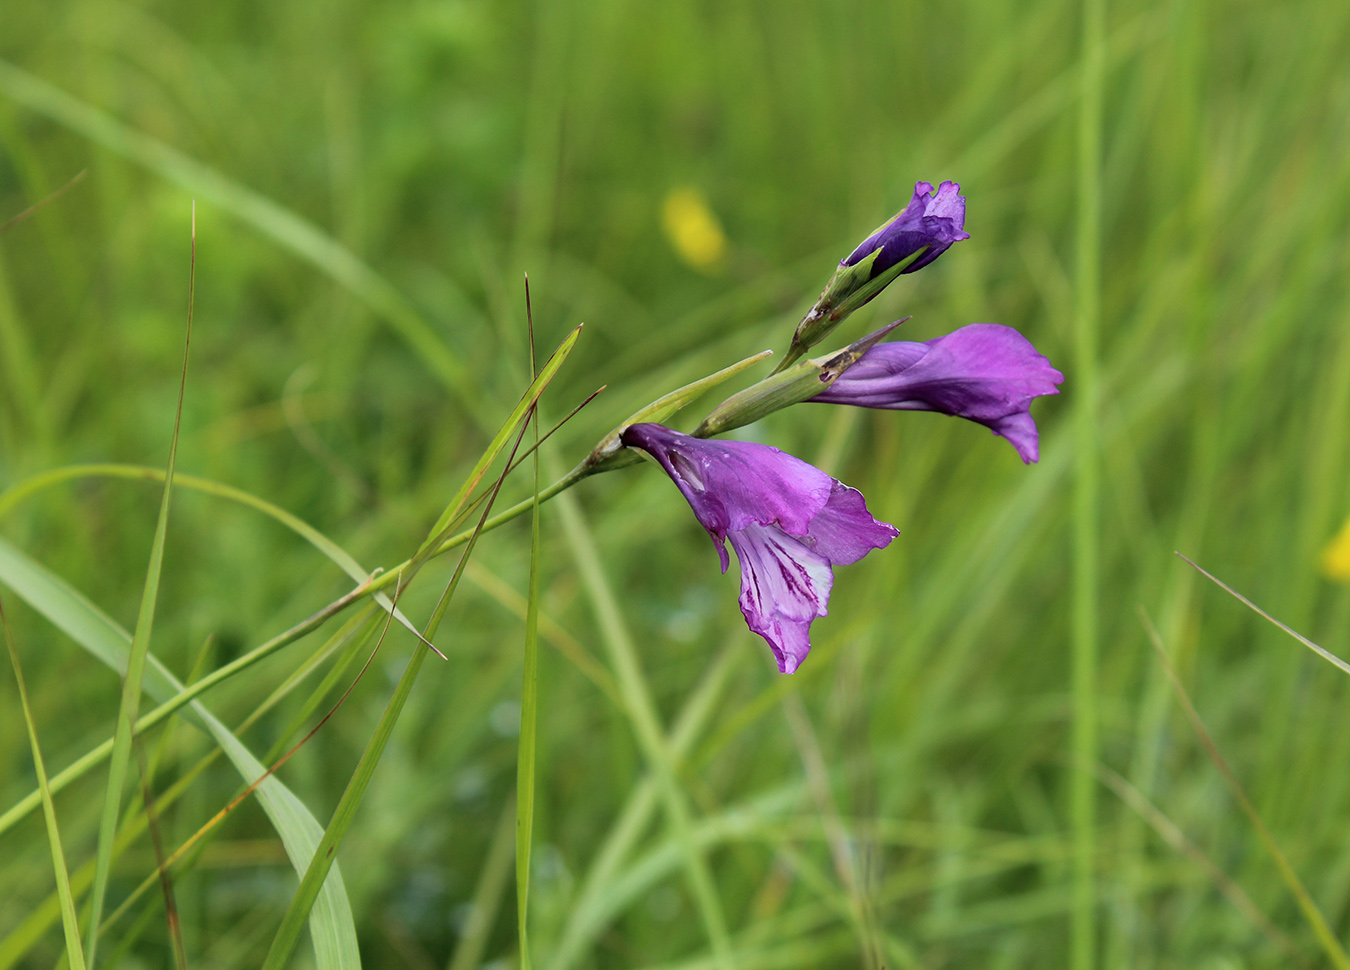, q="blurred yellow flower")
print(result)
[662,187,727,273]
[1321,515,1350,582]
